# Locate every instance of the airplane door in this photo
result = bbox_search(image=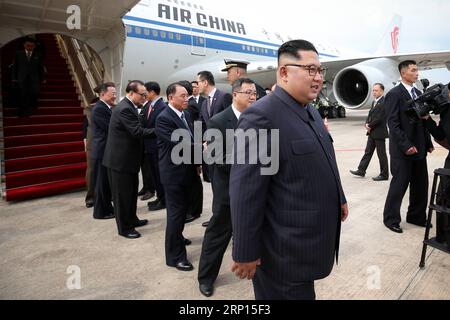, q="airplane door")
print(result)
[190,28,206,56]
